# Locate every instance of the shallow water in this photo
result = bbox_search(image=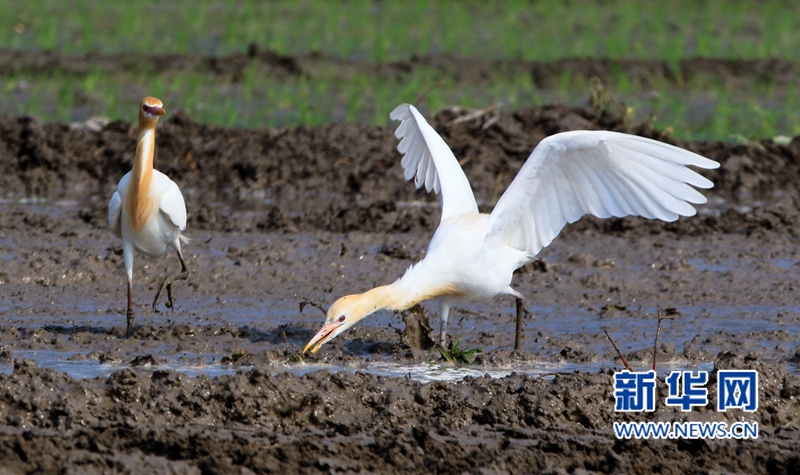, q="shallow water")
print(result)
[0,349,719,382]
[3,200,800,381]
